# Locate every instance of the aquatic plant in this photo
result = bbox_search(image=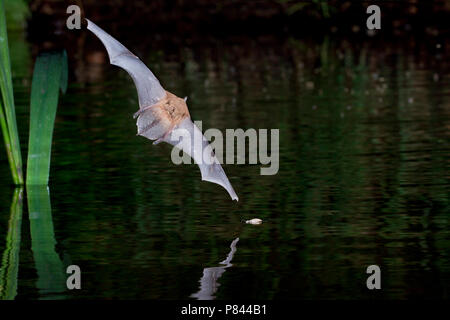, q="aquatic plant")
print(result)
[0,0,23,185]
[1,0,67,186]
[26,51,68,185]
